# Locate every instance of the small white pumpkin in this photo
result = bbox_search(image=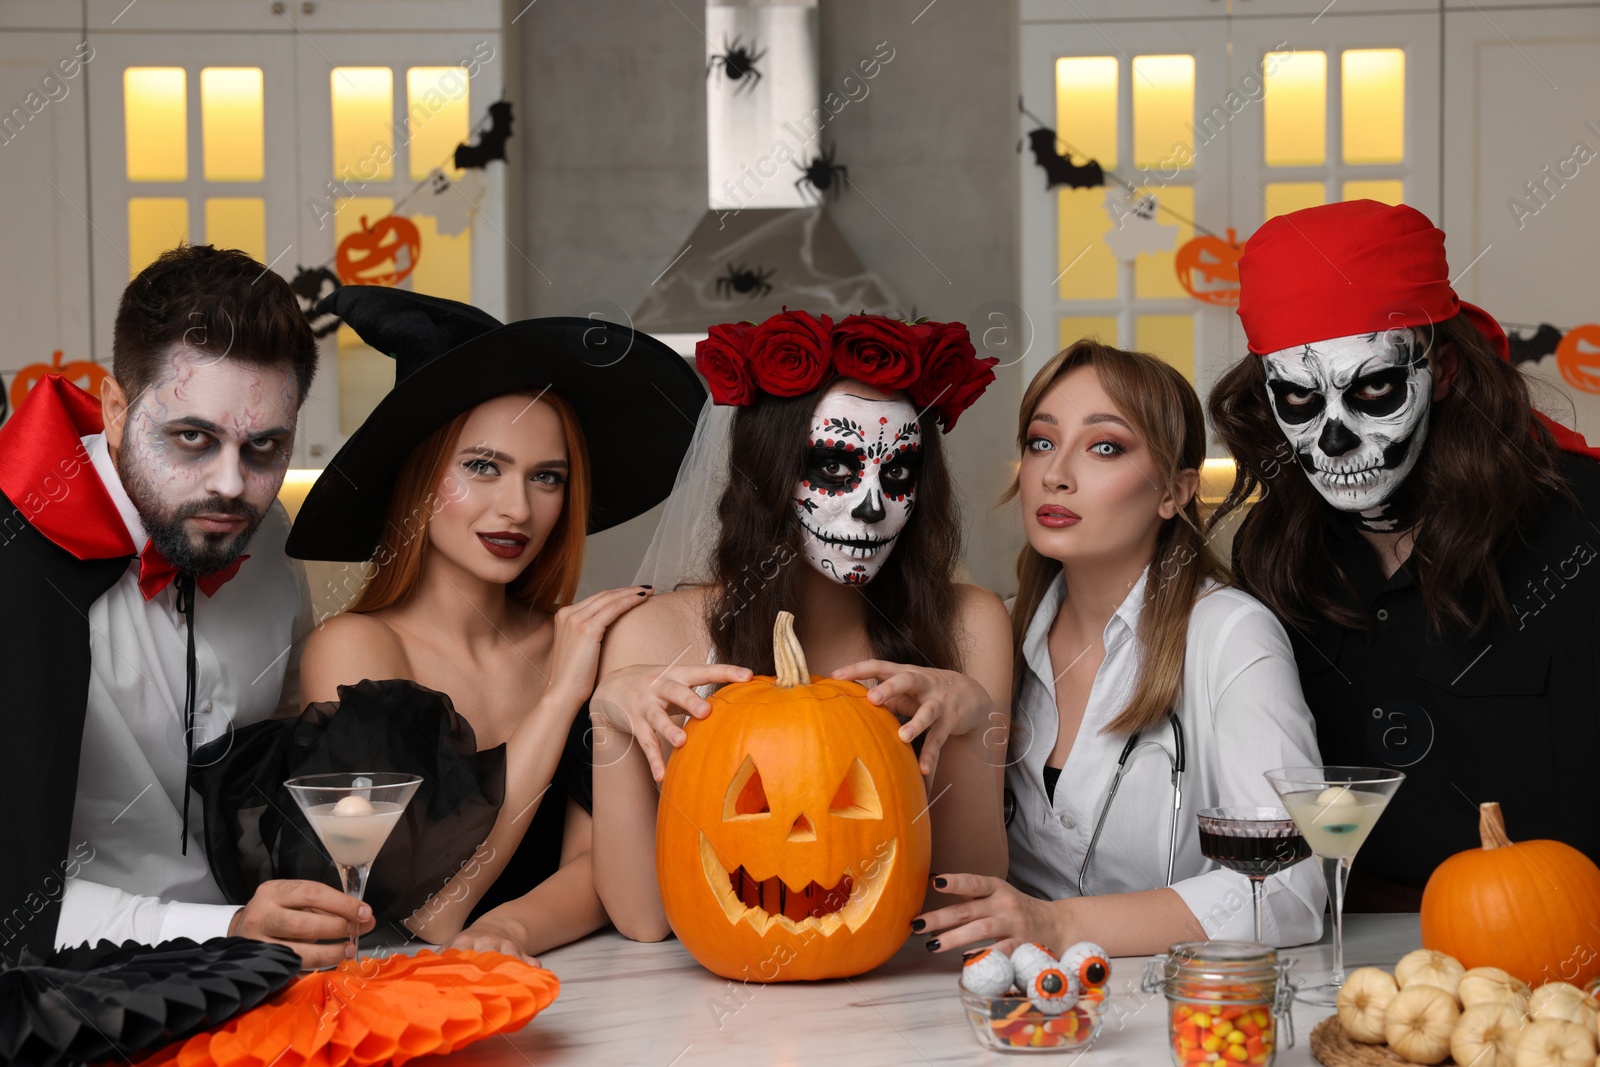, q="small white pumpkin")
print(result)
[1396,948,1466,1000]
[1452,1001,1525,1067]
[1338,966,1400,1043]
[1531,985,1600,1030]
[1386,983,1461,1064]
[1512,1018,1595,1067]
[1461,967,1534,1013]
